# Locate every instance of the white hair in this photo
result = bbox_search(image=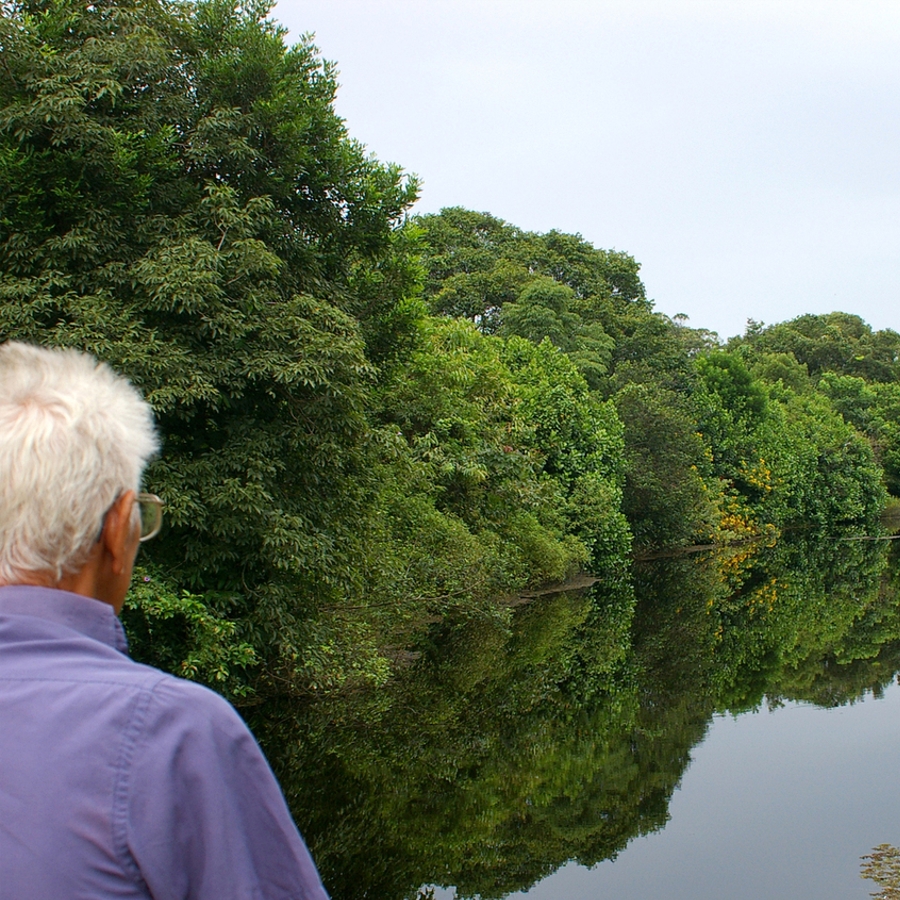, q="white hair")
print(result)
[0,342,160,584]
